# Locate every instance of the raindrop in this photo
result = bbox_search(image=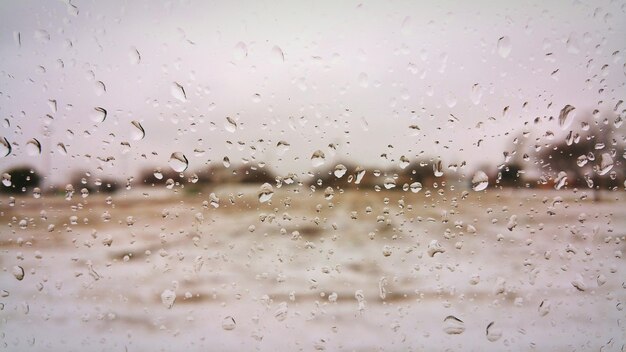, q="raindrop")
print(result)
[597,153,614,175]
[383,177,396,189]
[131,121,145,140]
[571,274,587,291]
[274,302,288,321]
[538,299,551,316]
[497,36,511,58]
[153,169,163,180]
[0,137,11,156]
[554,171,567,190]
[26,138,42,156]
[13,266,24,281]
[2,173,11,187]
[271,45,284,63]
[92,107,107,122]
[558,105,576,130]
[223,156,231,168]
[471,171,489,191]
[94,81,106,96]
[48,99,57,113]
[258,183,274,203]
[311,150,326,167]
[276,140,290,155]
[34,29,50,43]
[354,167,365,184]
[171,82,187,102]
[334,164,347,178]
[324,187,334,200]
[486,322,503,342]
[409,182,422,193]
[168,152,189,172]
[129,47,141,64]
[443,315,465,334]
[225,117,237,133]
[161,289,176,309]
[399,156,410,169]
[222,316,236,330]
[433,160,444,177]
[427,240,445,257]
